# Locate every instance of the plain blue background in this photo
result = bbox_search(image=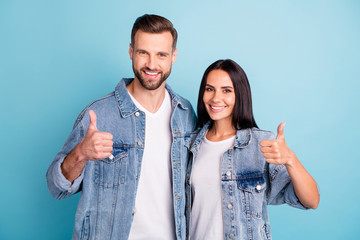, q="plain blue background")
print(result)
[1,0,359,239]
